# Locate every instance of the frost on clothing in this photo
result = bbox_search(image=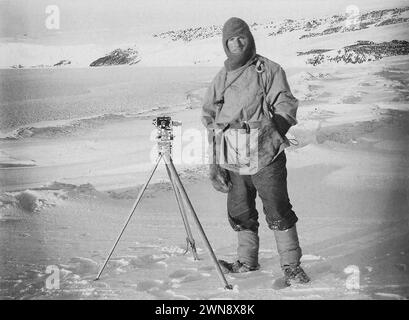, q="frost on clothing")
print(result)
[201,55,299,173]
